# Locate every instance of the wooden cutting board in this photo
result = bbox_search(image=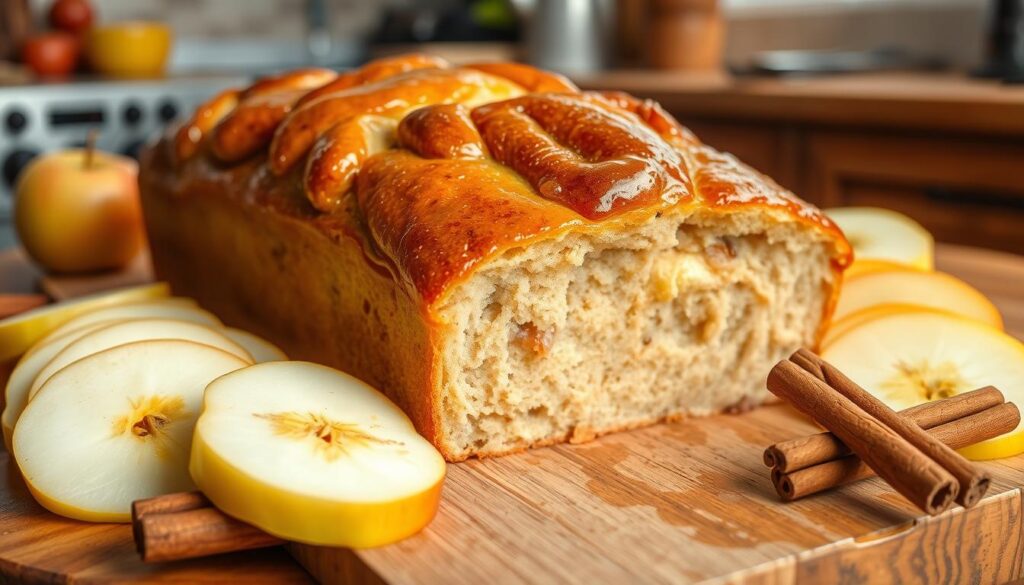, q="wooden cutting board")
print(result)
[0,243,1022,584]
